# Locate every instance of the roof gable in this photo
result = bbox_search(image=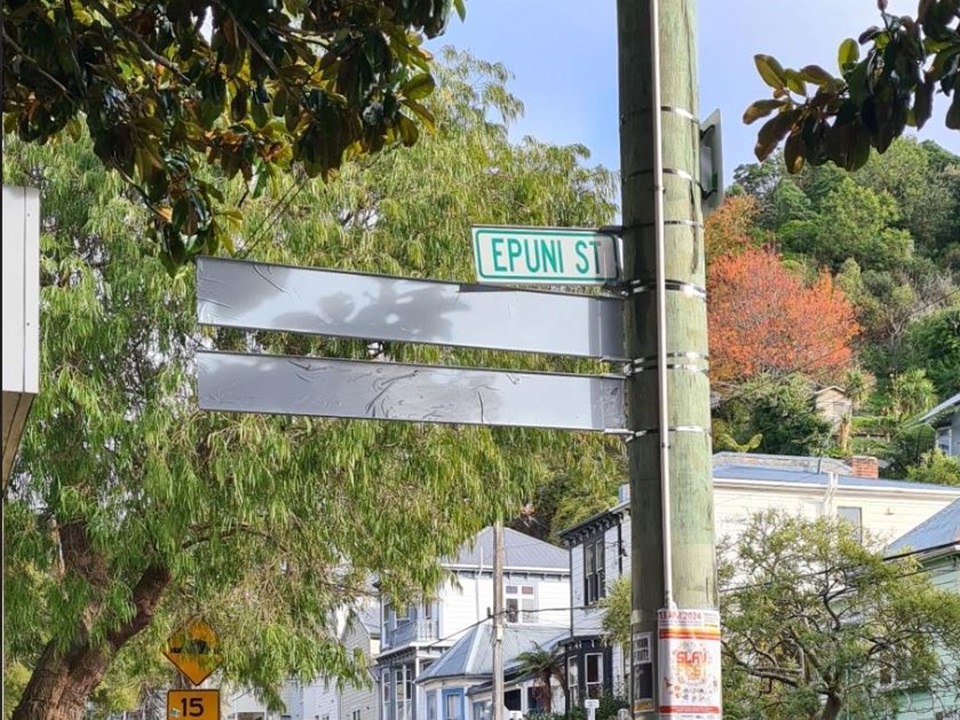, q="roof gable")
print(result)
[886,499,960,556]
[446,527,568,572]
